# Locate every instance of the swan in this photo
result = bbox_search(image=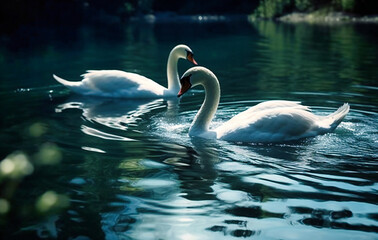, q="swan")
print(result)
[53,44,197,98]
[177,66,350,143]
